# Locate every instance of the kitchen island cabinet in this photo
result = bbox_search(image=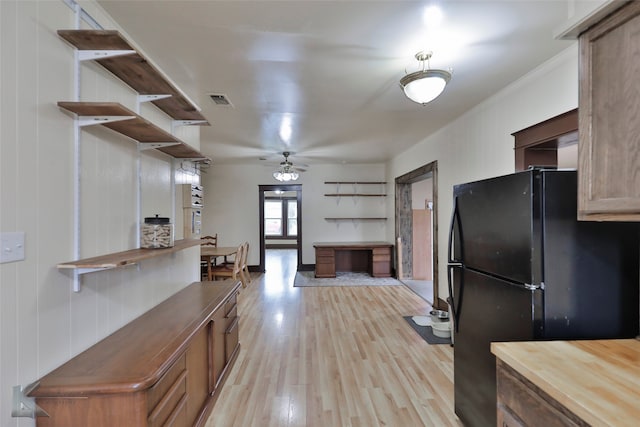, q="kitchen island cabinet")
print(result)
[491,339,640,427]
[28,280,241,427]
